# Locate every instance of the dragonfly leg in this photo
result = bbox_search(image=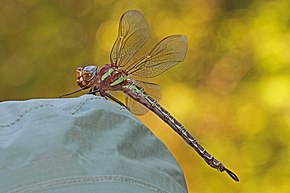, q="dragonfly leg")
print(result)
[88,88,100,95]
[59,87,87,98]
[87,89,128,110]
[100,91,129,110]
